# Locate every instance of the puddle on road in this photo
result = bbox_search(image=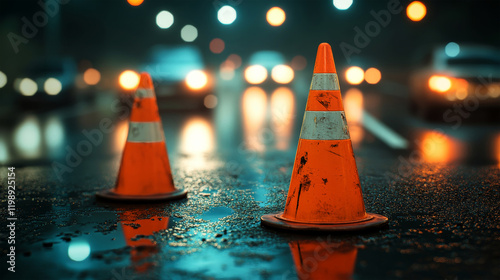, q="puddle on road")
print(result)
[165,246,293,279]
[199,206,235,222]
[16,210,177,279]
